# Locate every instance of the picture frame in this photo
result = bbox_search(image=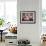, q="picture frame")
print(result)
[20,11,36,24]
